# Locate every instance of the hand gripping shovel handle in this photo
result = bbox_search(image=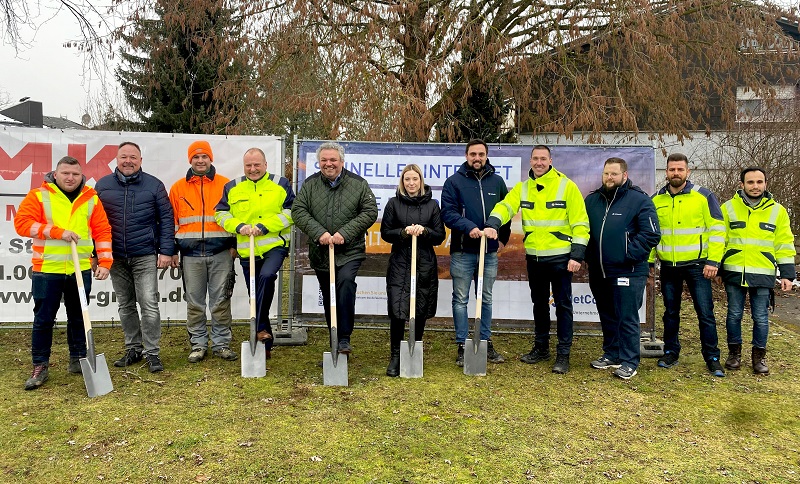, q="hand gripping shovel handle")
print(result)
[408,234,417,354]
[70,241,96,372]
[248,234,258,356]
[472,232,486,351]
